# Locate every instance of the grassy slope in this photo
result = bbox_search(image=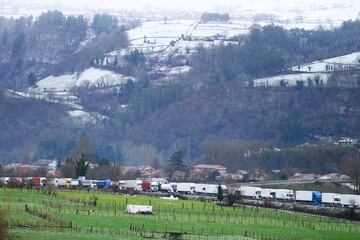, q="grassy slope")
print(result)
[1,188,359,240]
